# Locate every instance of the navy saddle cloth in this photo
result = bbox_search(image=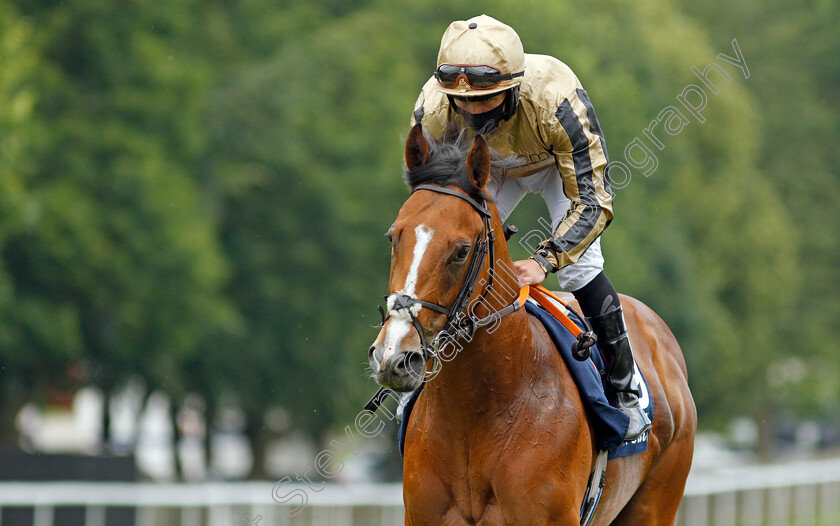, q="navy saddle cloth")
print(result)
[398,299,653,459]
